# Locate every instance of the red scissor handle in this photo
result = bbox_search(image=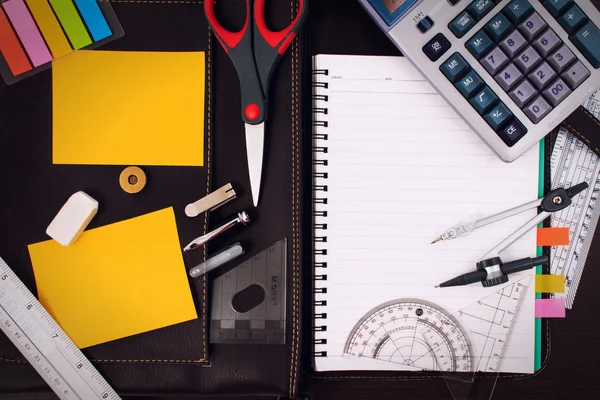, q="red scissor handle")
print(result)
[204,0,251,52]
[254,0,307,55]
